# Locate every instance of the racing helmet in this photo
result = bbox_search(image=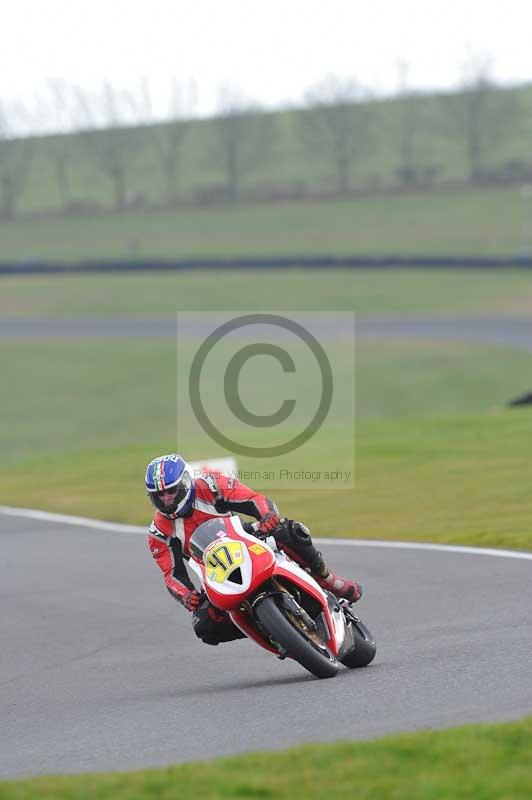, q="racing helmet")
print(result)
[145,454,195,519]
